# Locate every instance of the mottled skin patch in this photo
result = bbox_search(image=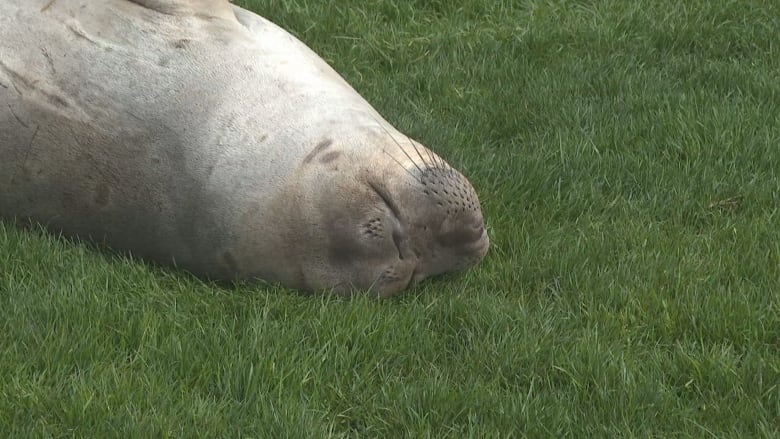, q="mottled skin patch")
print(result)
[319,150,341,164]
[302,138,332,165]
